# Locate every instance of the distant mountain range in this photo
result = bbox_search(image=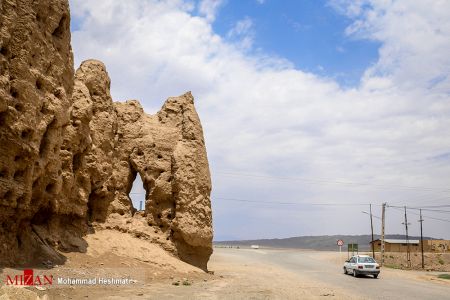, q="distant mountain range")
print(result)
[214,234,439,251]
